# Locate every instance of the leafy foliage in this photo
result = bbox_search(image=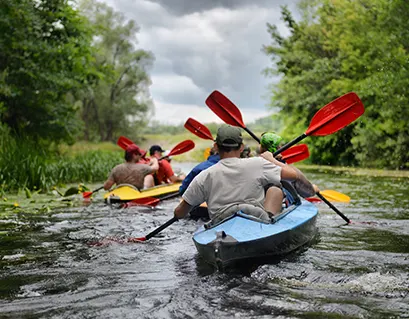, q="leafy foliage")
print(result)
[263,0,409,169]
[0,0,93,143]
[78,0,154,142]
